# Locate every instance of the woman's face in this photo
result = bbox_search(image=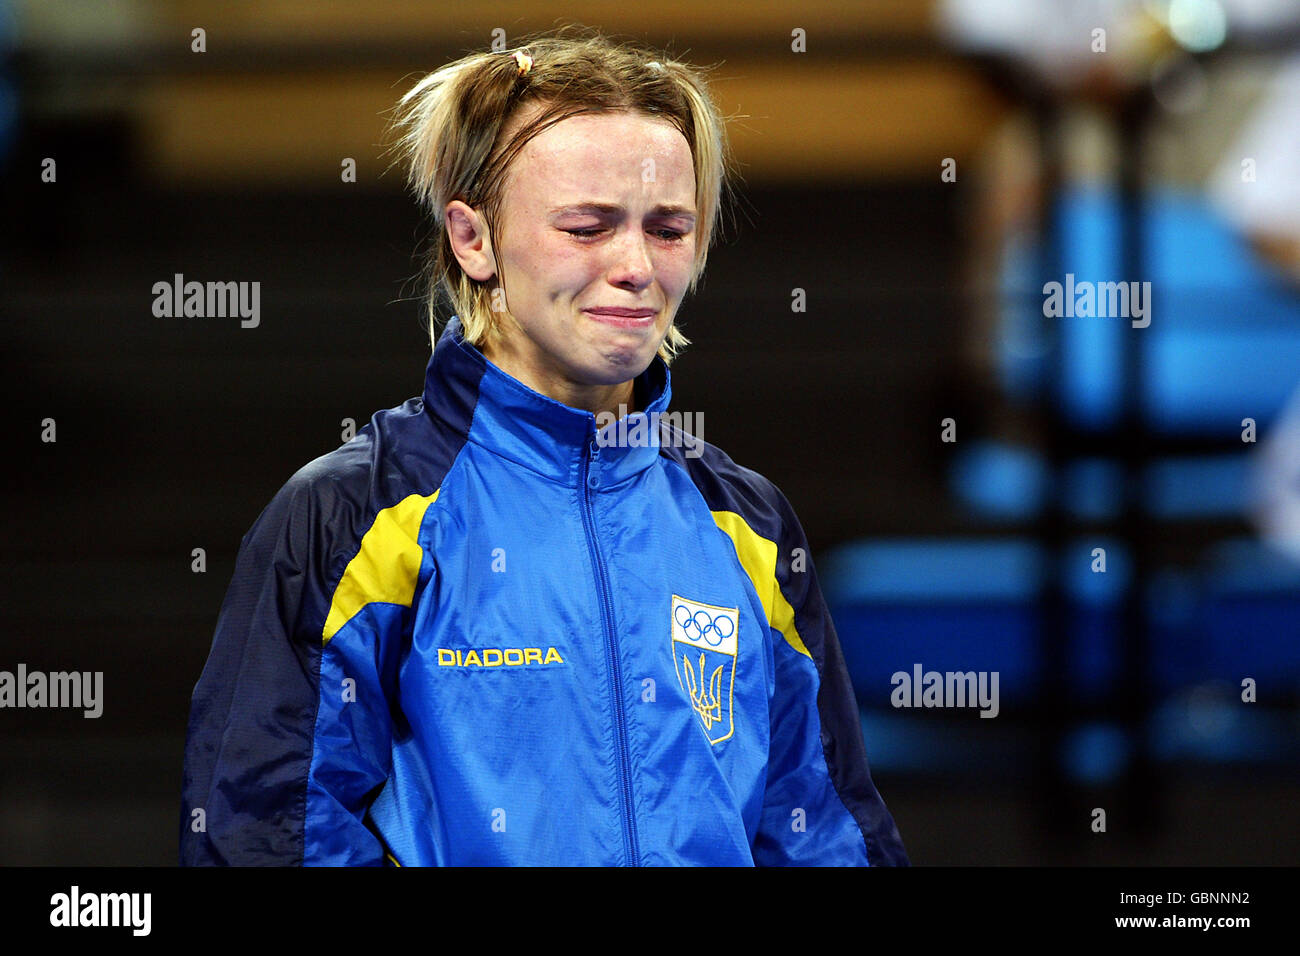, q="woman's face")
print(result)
[450,106,698,407]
